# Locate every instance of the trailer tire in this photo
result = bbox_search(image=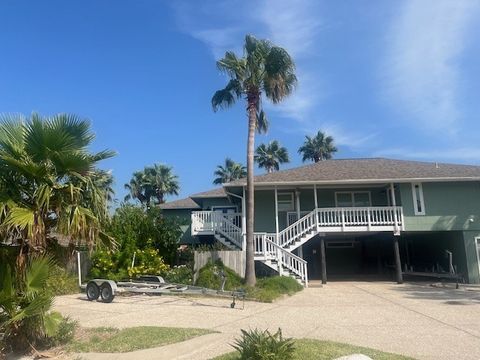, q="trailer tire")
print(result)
[100,282,114,303]
[86,282,100,301]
